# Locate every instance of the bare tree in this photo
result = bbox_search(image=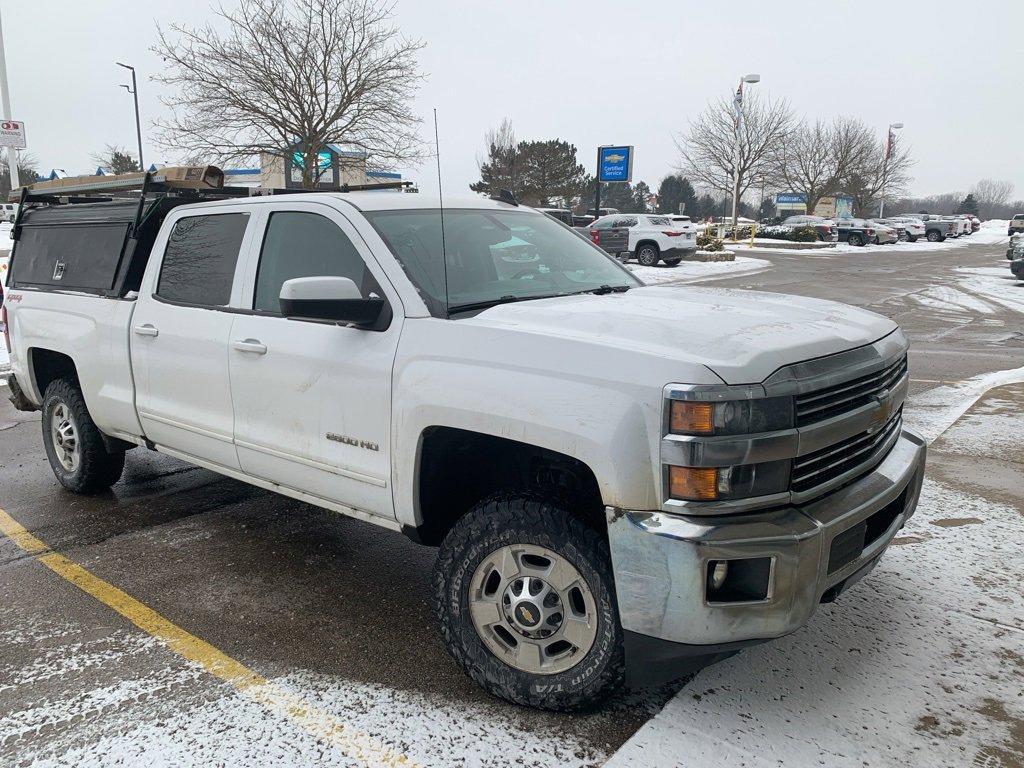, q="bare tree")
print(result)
[470,118,519,197]
[769,117,878,214]
[843,131,914,216]
[675,93,793,214]
[152,0,426,189]
[970,179,1015,219]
